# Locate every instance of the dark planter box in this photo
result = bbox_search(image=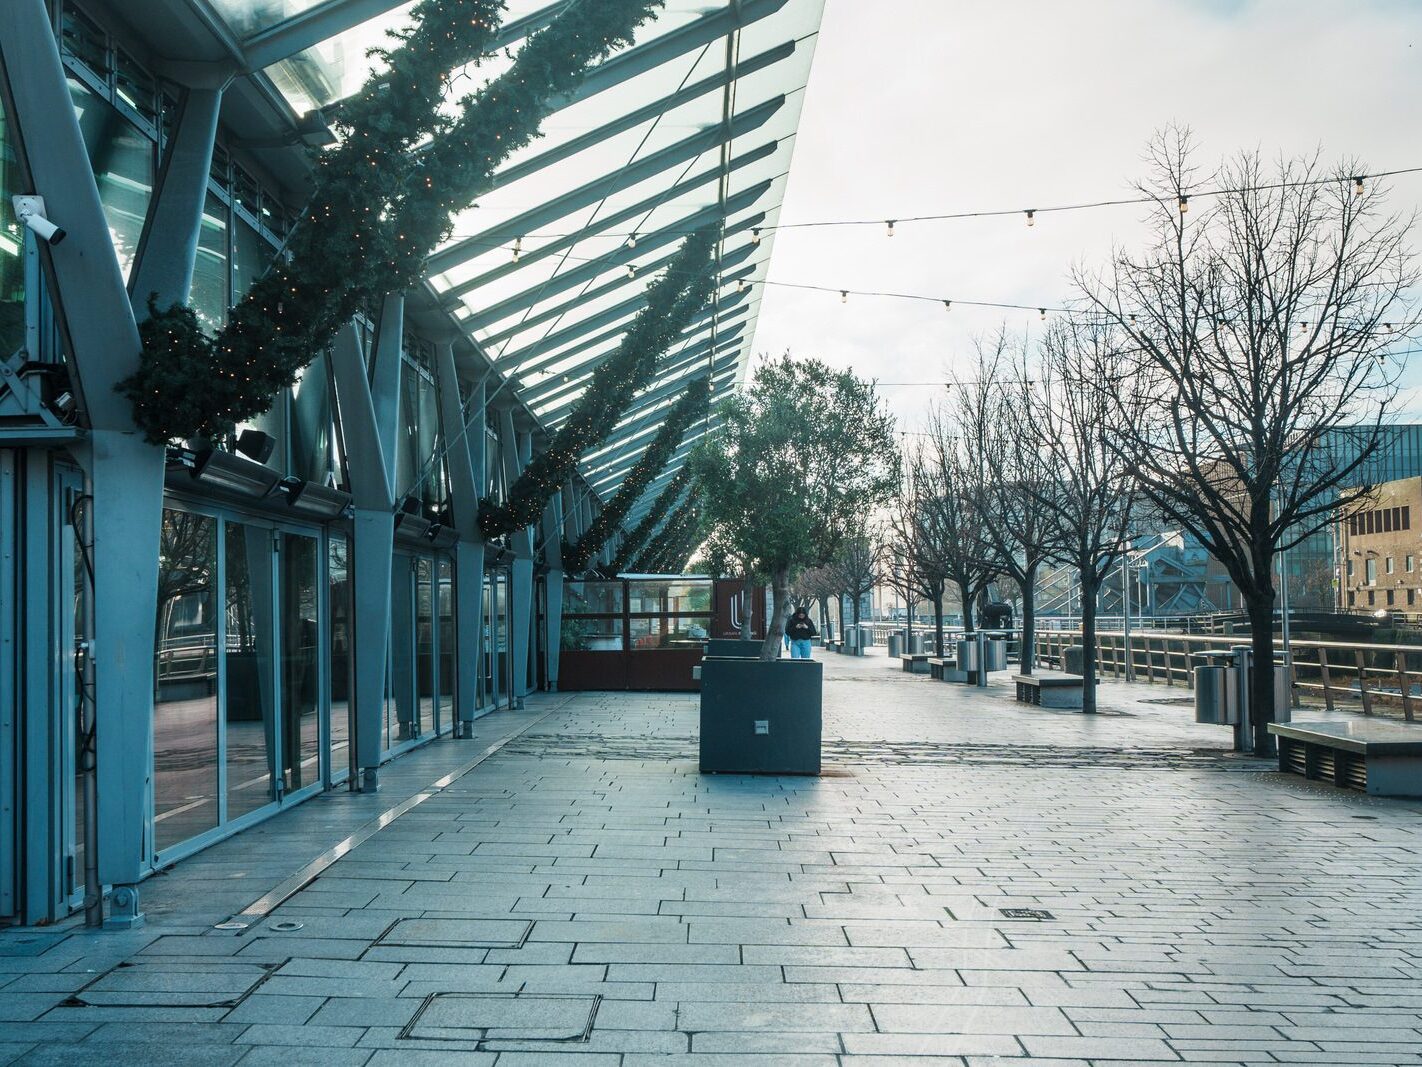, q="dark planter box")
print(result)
[699,656,822,775]
[705,638,770,659]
